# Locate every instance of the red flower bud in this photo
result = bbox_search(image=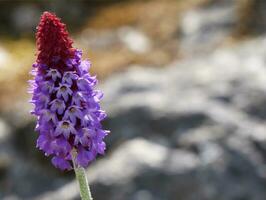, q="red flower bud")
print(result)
[36,11,74,67]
